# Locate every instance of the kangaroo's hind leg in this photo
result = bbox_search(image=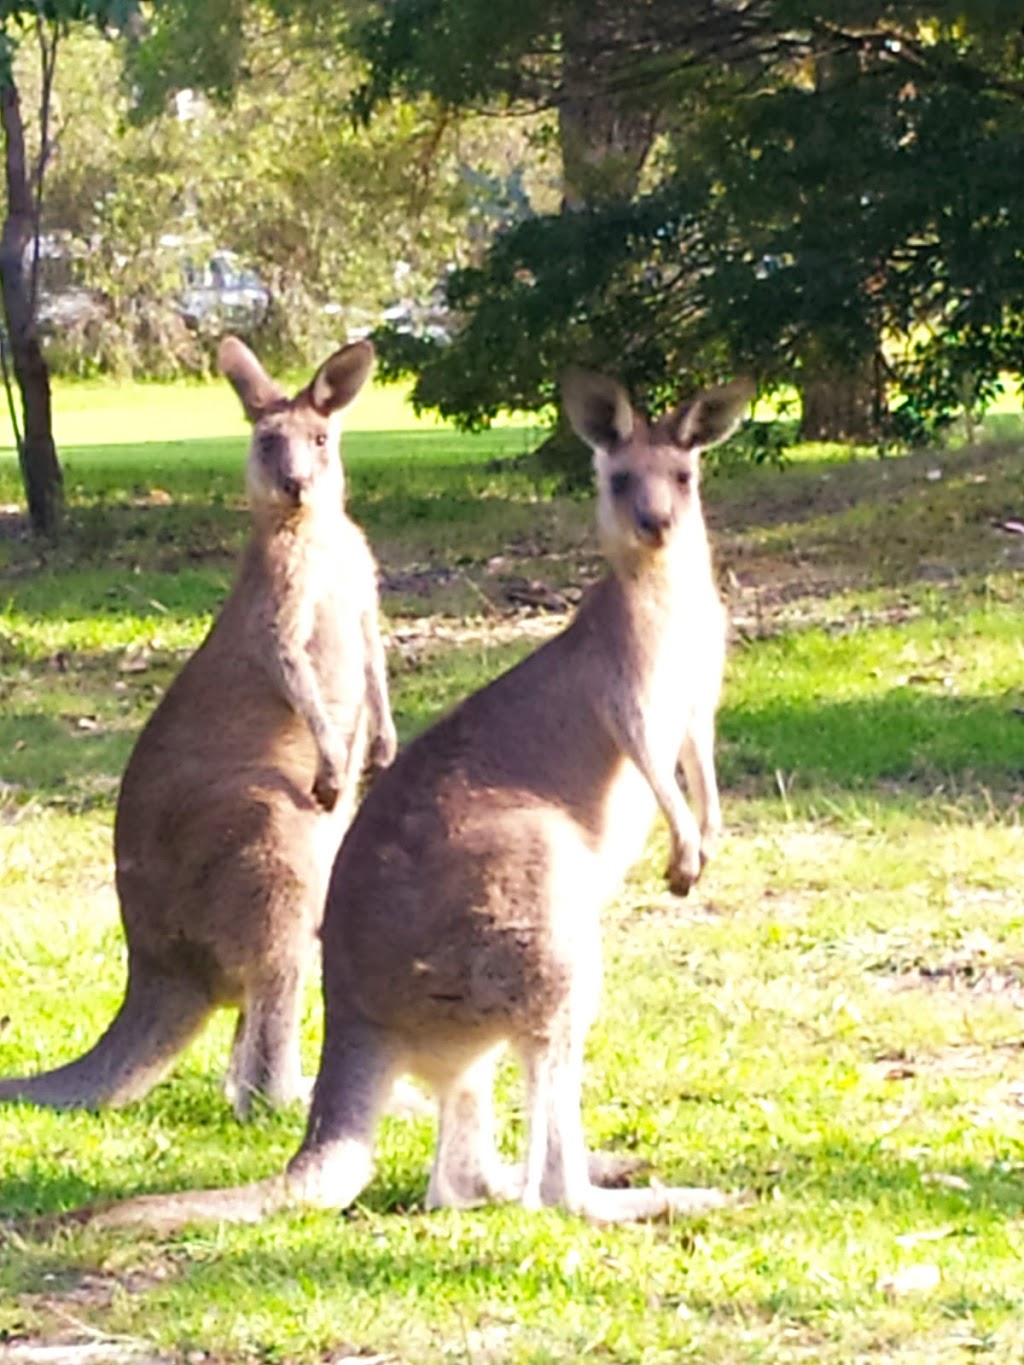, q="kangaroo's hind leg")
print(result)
[519,997,731,1224]
[425,1043,521,1209]
[223,953,309,1118]
[284,1005,401,1210]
